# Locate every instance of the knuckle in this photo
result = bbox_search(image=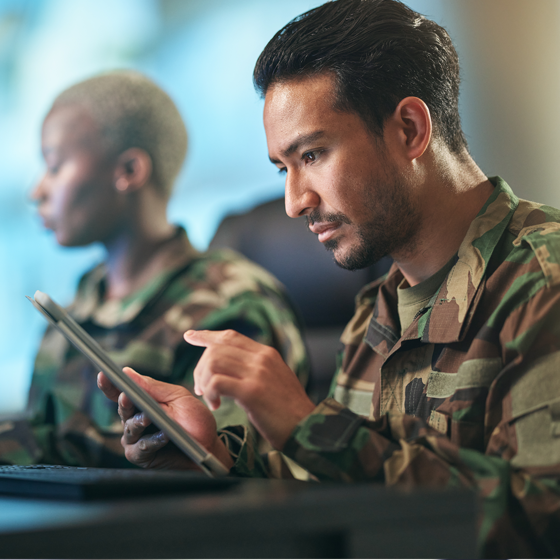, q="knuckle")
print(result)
[193,362,203,380]
[255,349,275,371]
[263,345,280,362]
[124,447,135,462]
[205,353,218,369]
[221,329,236,342]
[207,376,221,394]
